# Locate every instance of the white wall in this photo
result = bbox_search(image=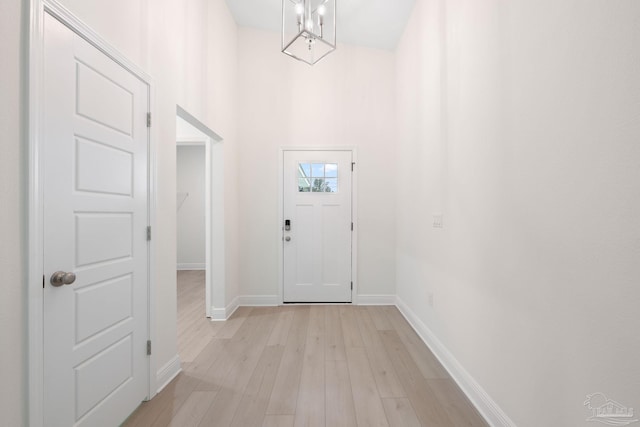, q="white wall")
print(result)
[49,0,148,66]
[65,0,239,387]
[58,0,240,383]
[236,27,397,300]
[177,146,206,268]
[7,2,638,426]
[0,0,26,424]
[396,0,640,426]
[0,1,239,423]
